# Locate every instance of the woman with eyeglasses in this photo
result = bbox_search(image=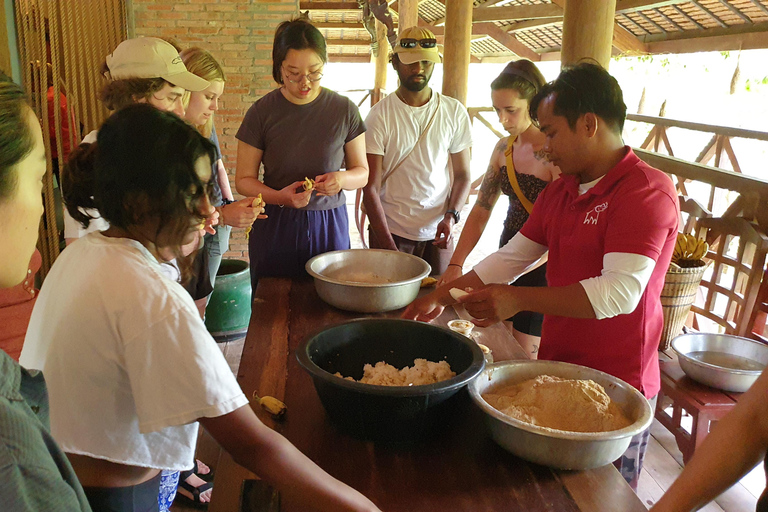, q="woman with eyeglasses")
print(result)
[235,18,368,286]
